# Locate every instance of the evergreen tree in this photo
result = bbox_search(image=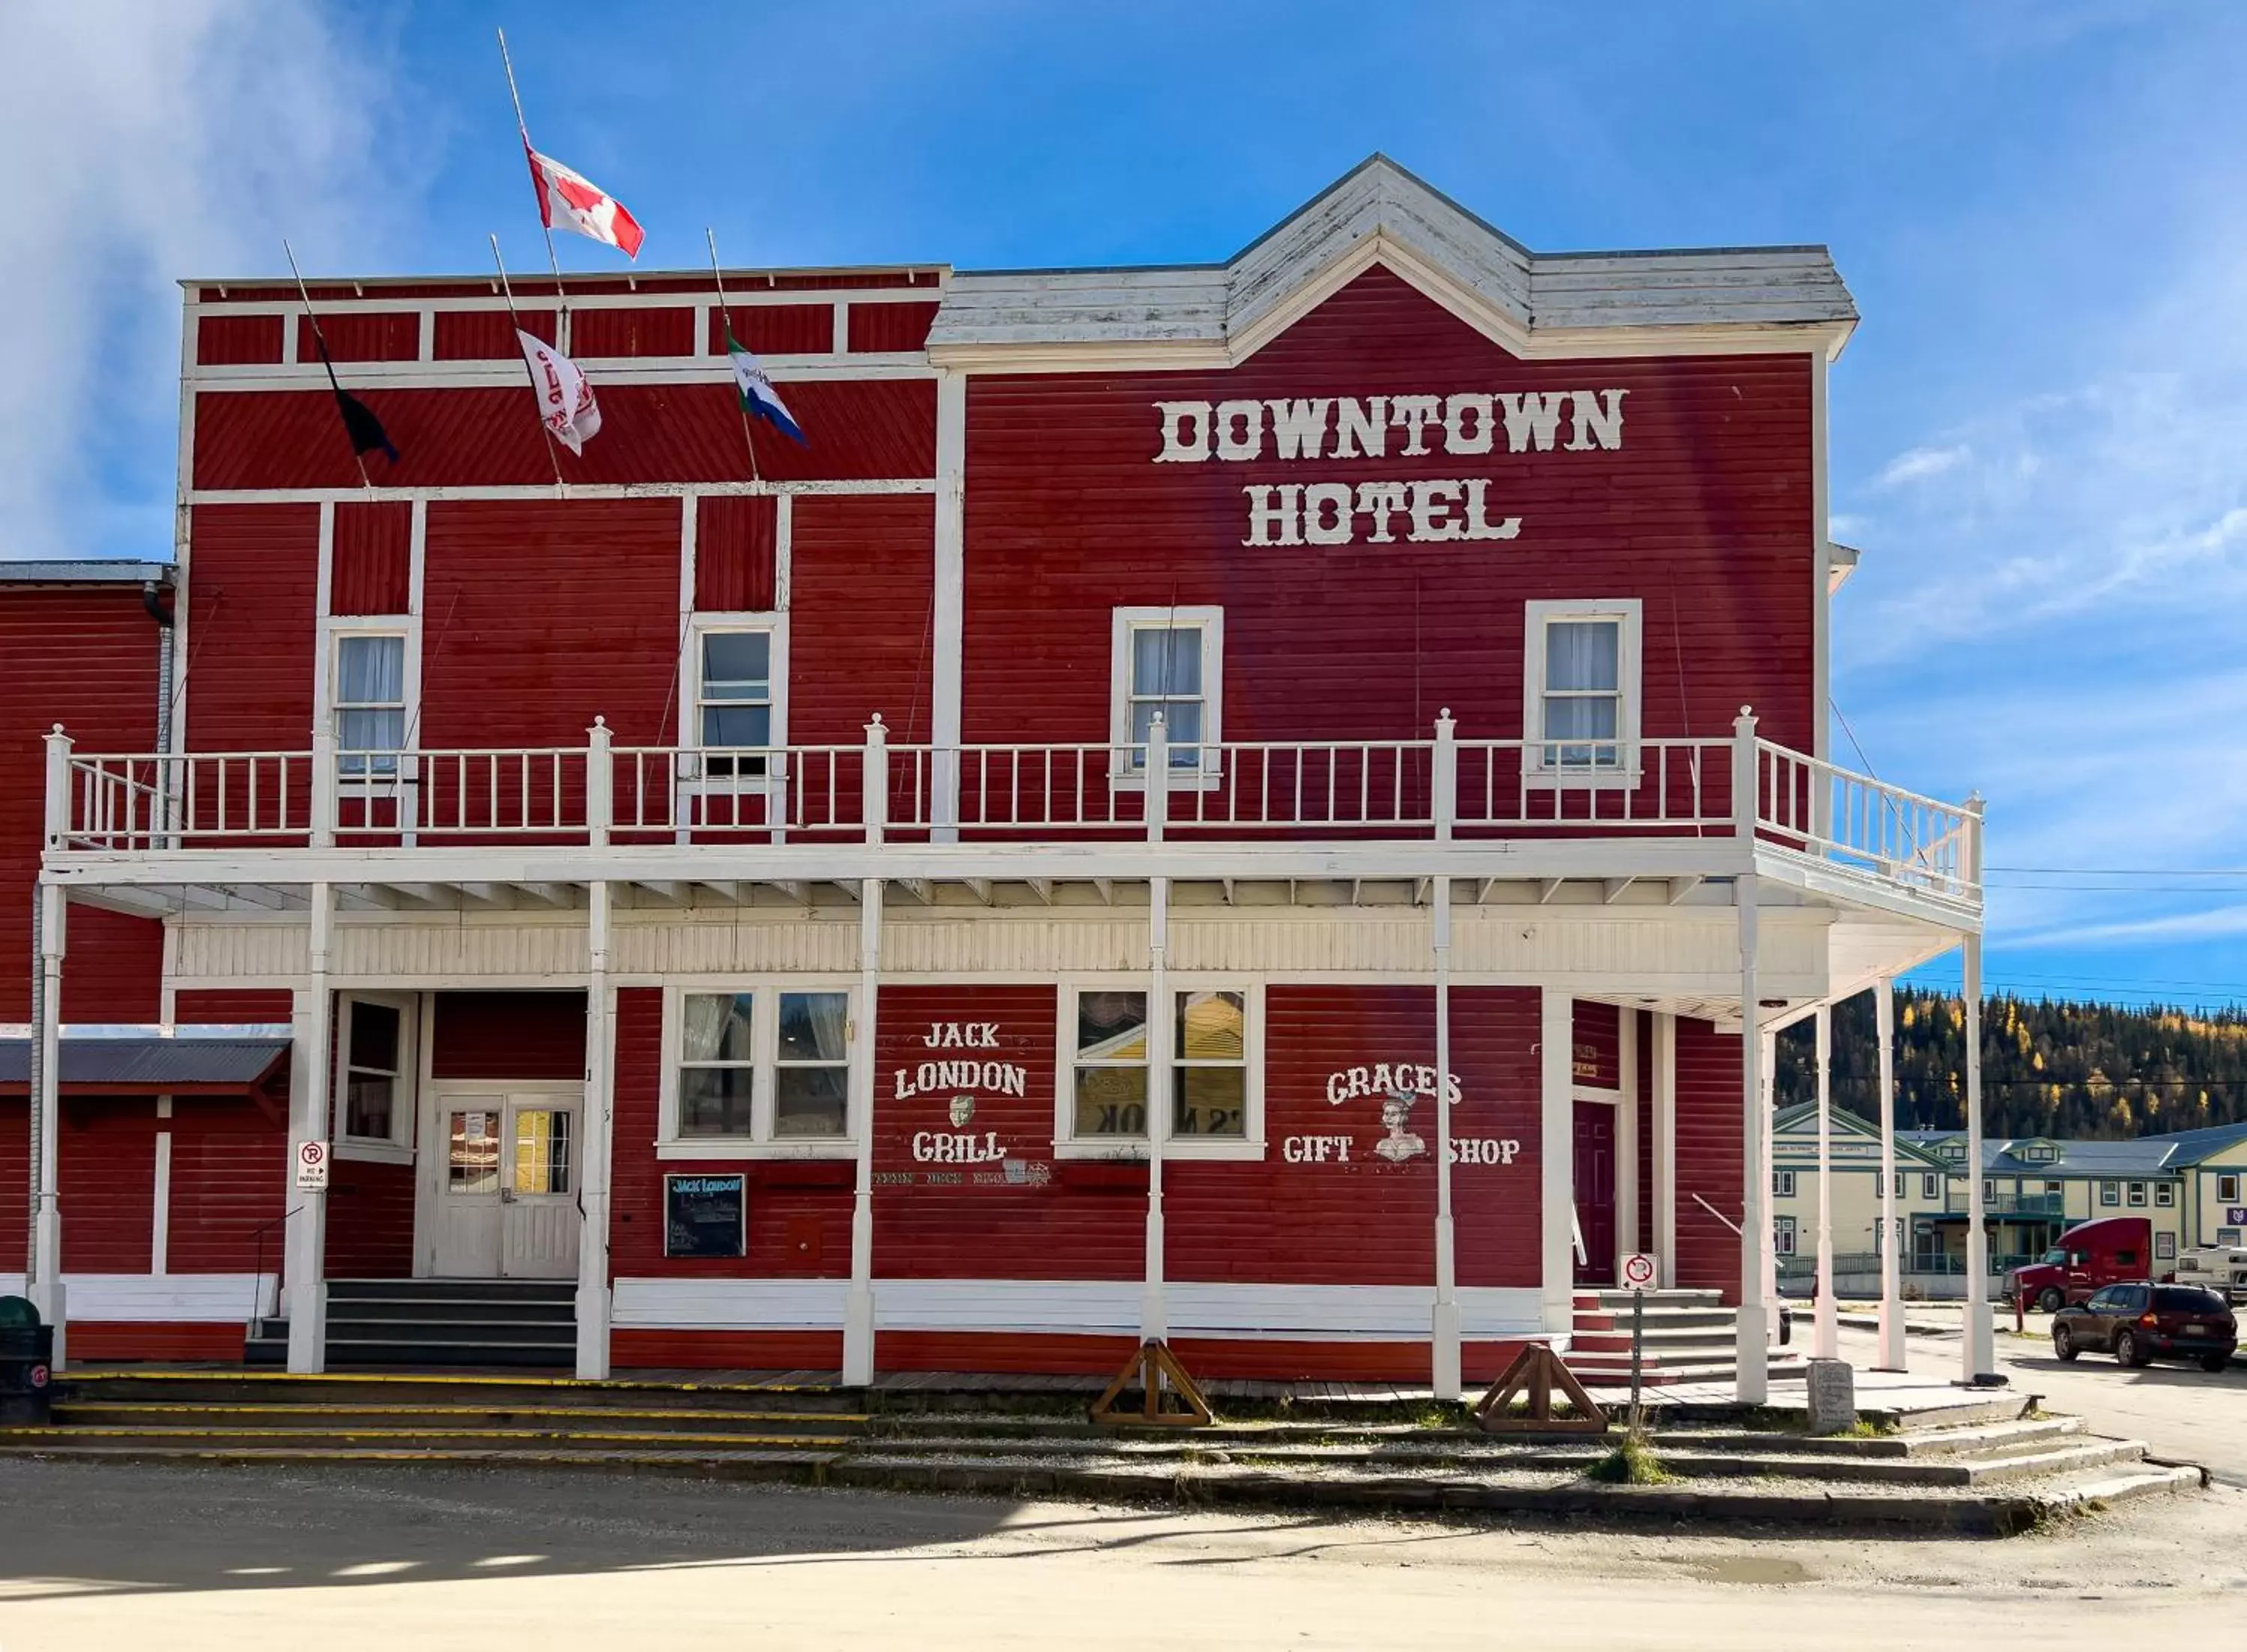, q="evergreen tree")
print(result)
[1770,990,2247,1138]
